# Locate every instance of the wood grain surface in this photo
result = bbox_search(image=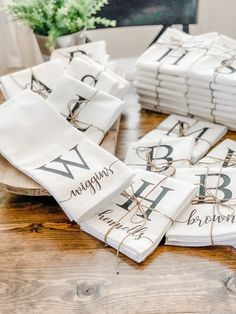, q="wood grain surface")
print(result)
[0,70,235,313]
